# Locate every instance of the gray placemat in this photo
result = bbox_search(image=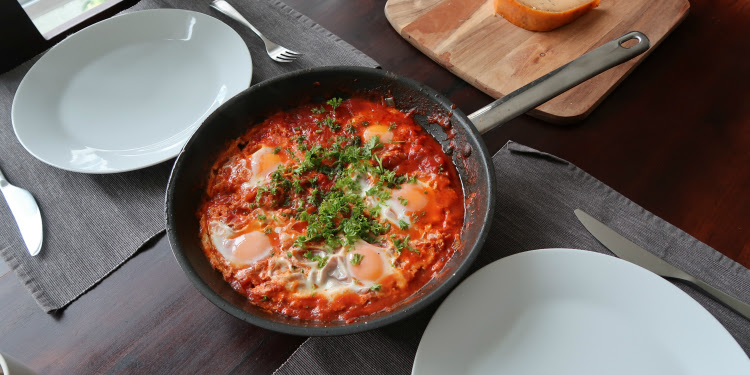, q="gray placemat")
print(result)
[274,141,750,375]
[0,0,378,312]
